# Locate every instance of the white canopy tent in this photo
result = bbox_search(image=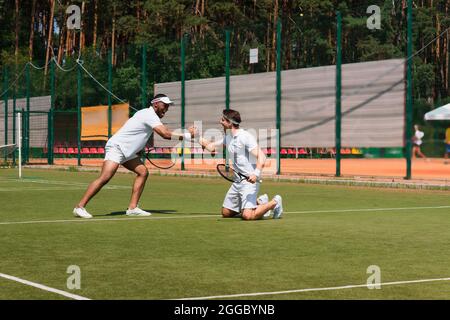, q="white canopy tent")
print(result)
[424,103,450,120]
